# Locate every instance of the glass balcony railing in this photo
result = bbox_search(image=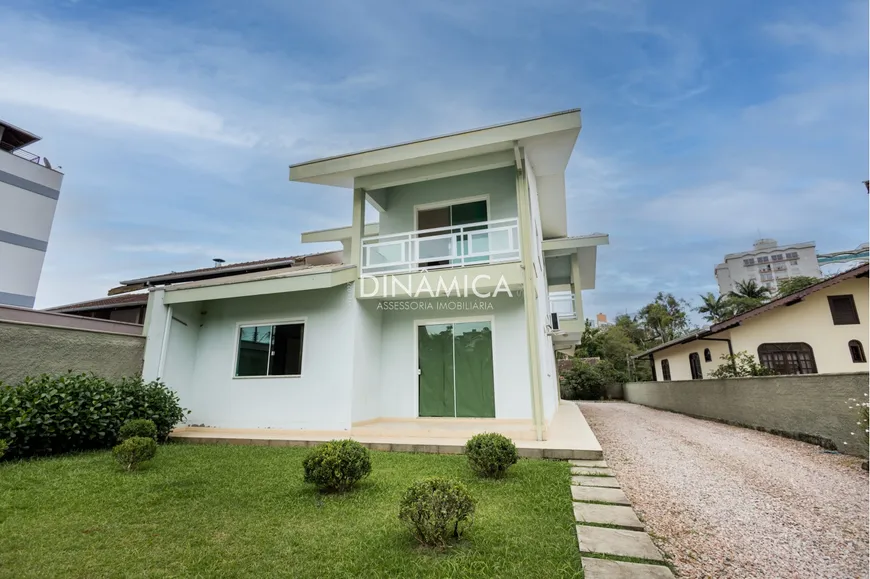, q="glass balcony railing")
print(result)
[549,292,577,319]
[360,218,520,275]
